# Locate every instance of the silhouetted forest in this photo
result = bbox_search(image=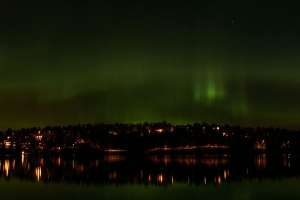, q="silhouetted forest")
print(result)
[1,122,300,154]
